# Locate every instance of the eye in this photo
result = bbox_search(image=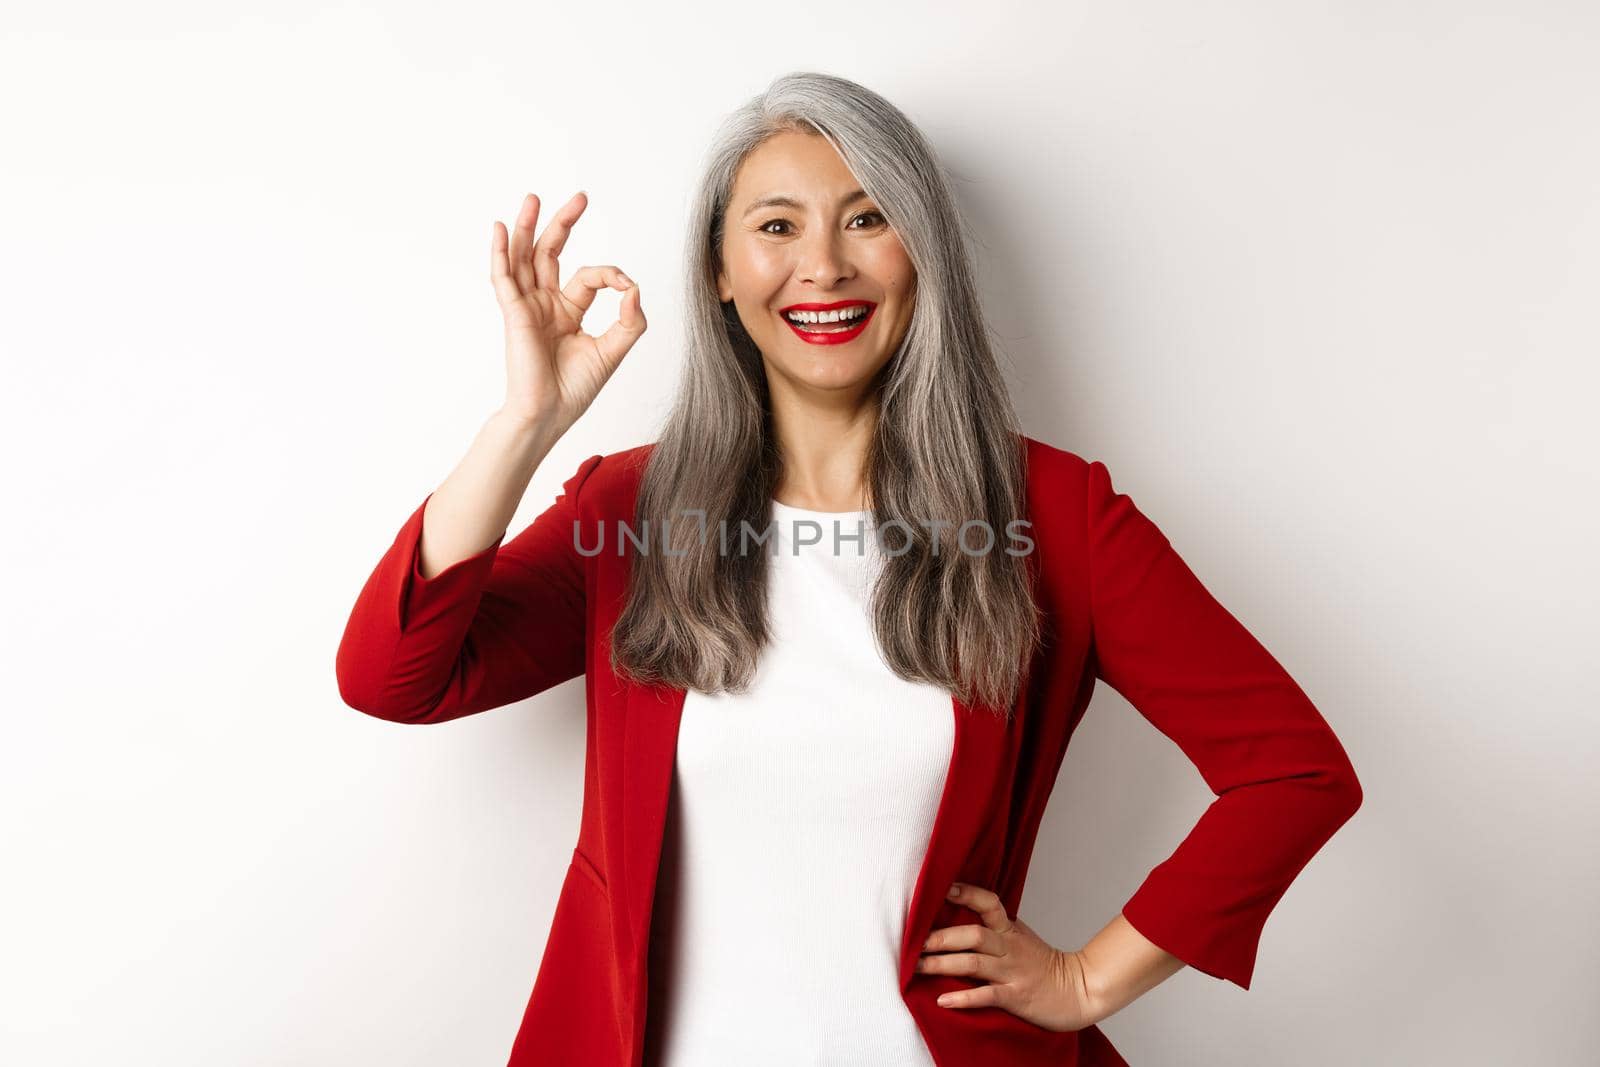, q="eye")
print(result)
[758,211,886,237]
